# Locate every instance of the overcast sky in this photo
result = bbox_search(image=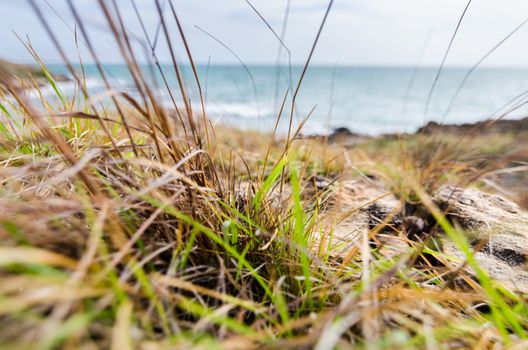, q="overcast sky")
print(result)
[2,0,528,67]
